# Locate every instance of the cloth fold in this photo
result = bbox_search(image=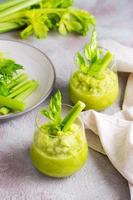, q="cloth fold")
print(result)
[82,40,133,199]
